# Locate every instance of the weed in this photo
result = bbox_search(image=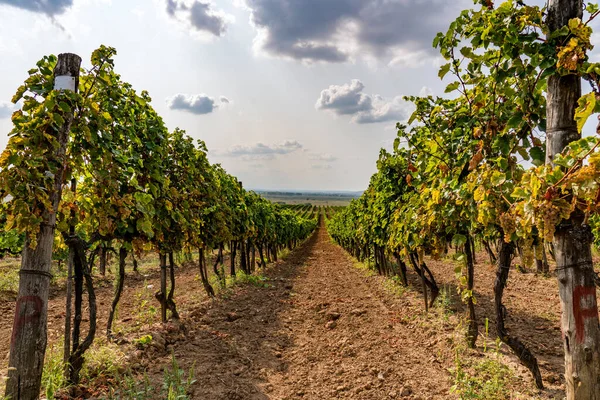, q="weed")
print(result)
[353,261,376,277]
[100,372,154,400]
[0,263,19,293]
[450,321,513,400]
[163,352,196,399]
[133,334,153,349]
[450,348,513,400]
[80,341,126,383]
[435,285,454,320]
[232,271,271,288]
[135,282,159,326]
[382,276,406,296]
[41,343,69,399]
